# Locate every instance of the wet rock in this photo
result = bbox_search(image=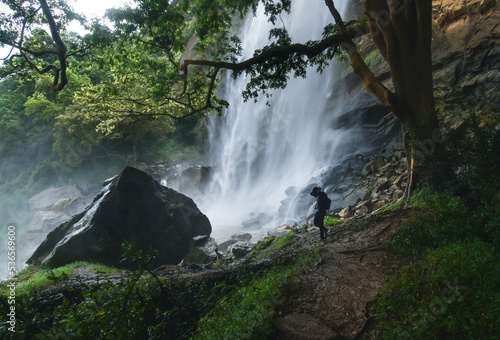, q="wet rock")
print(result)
[375,177,390,191]
[167,165,212,197]
[183,237,218,265]
[231,241,254,258]
[362,156,386,176]
[28,211,67,233]
[216,237,237,255]
[339,205,355,219]
[216,233,255,256]
[193,235,210,246]
[28,167,212,270]
[231,232,252,242]
[29,185,82,211]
